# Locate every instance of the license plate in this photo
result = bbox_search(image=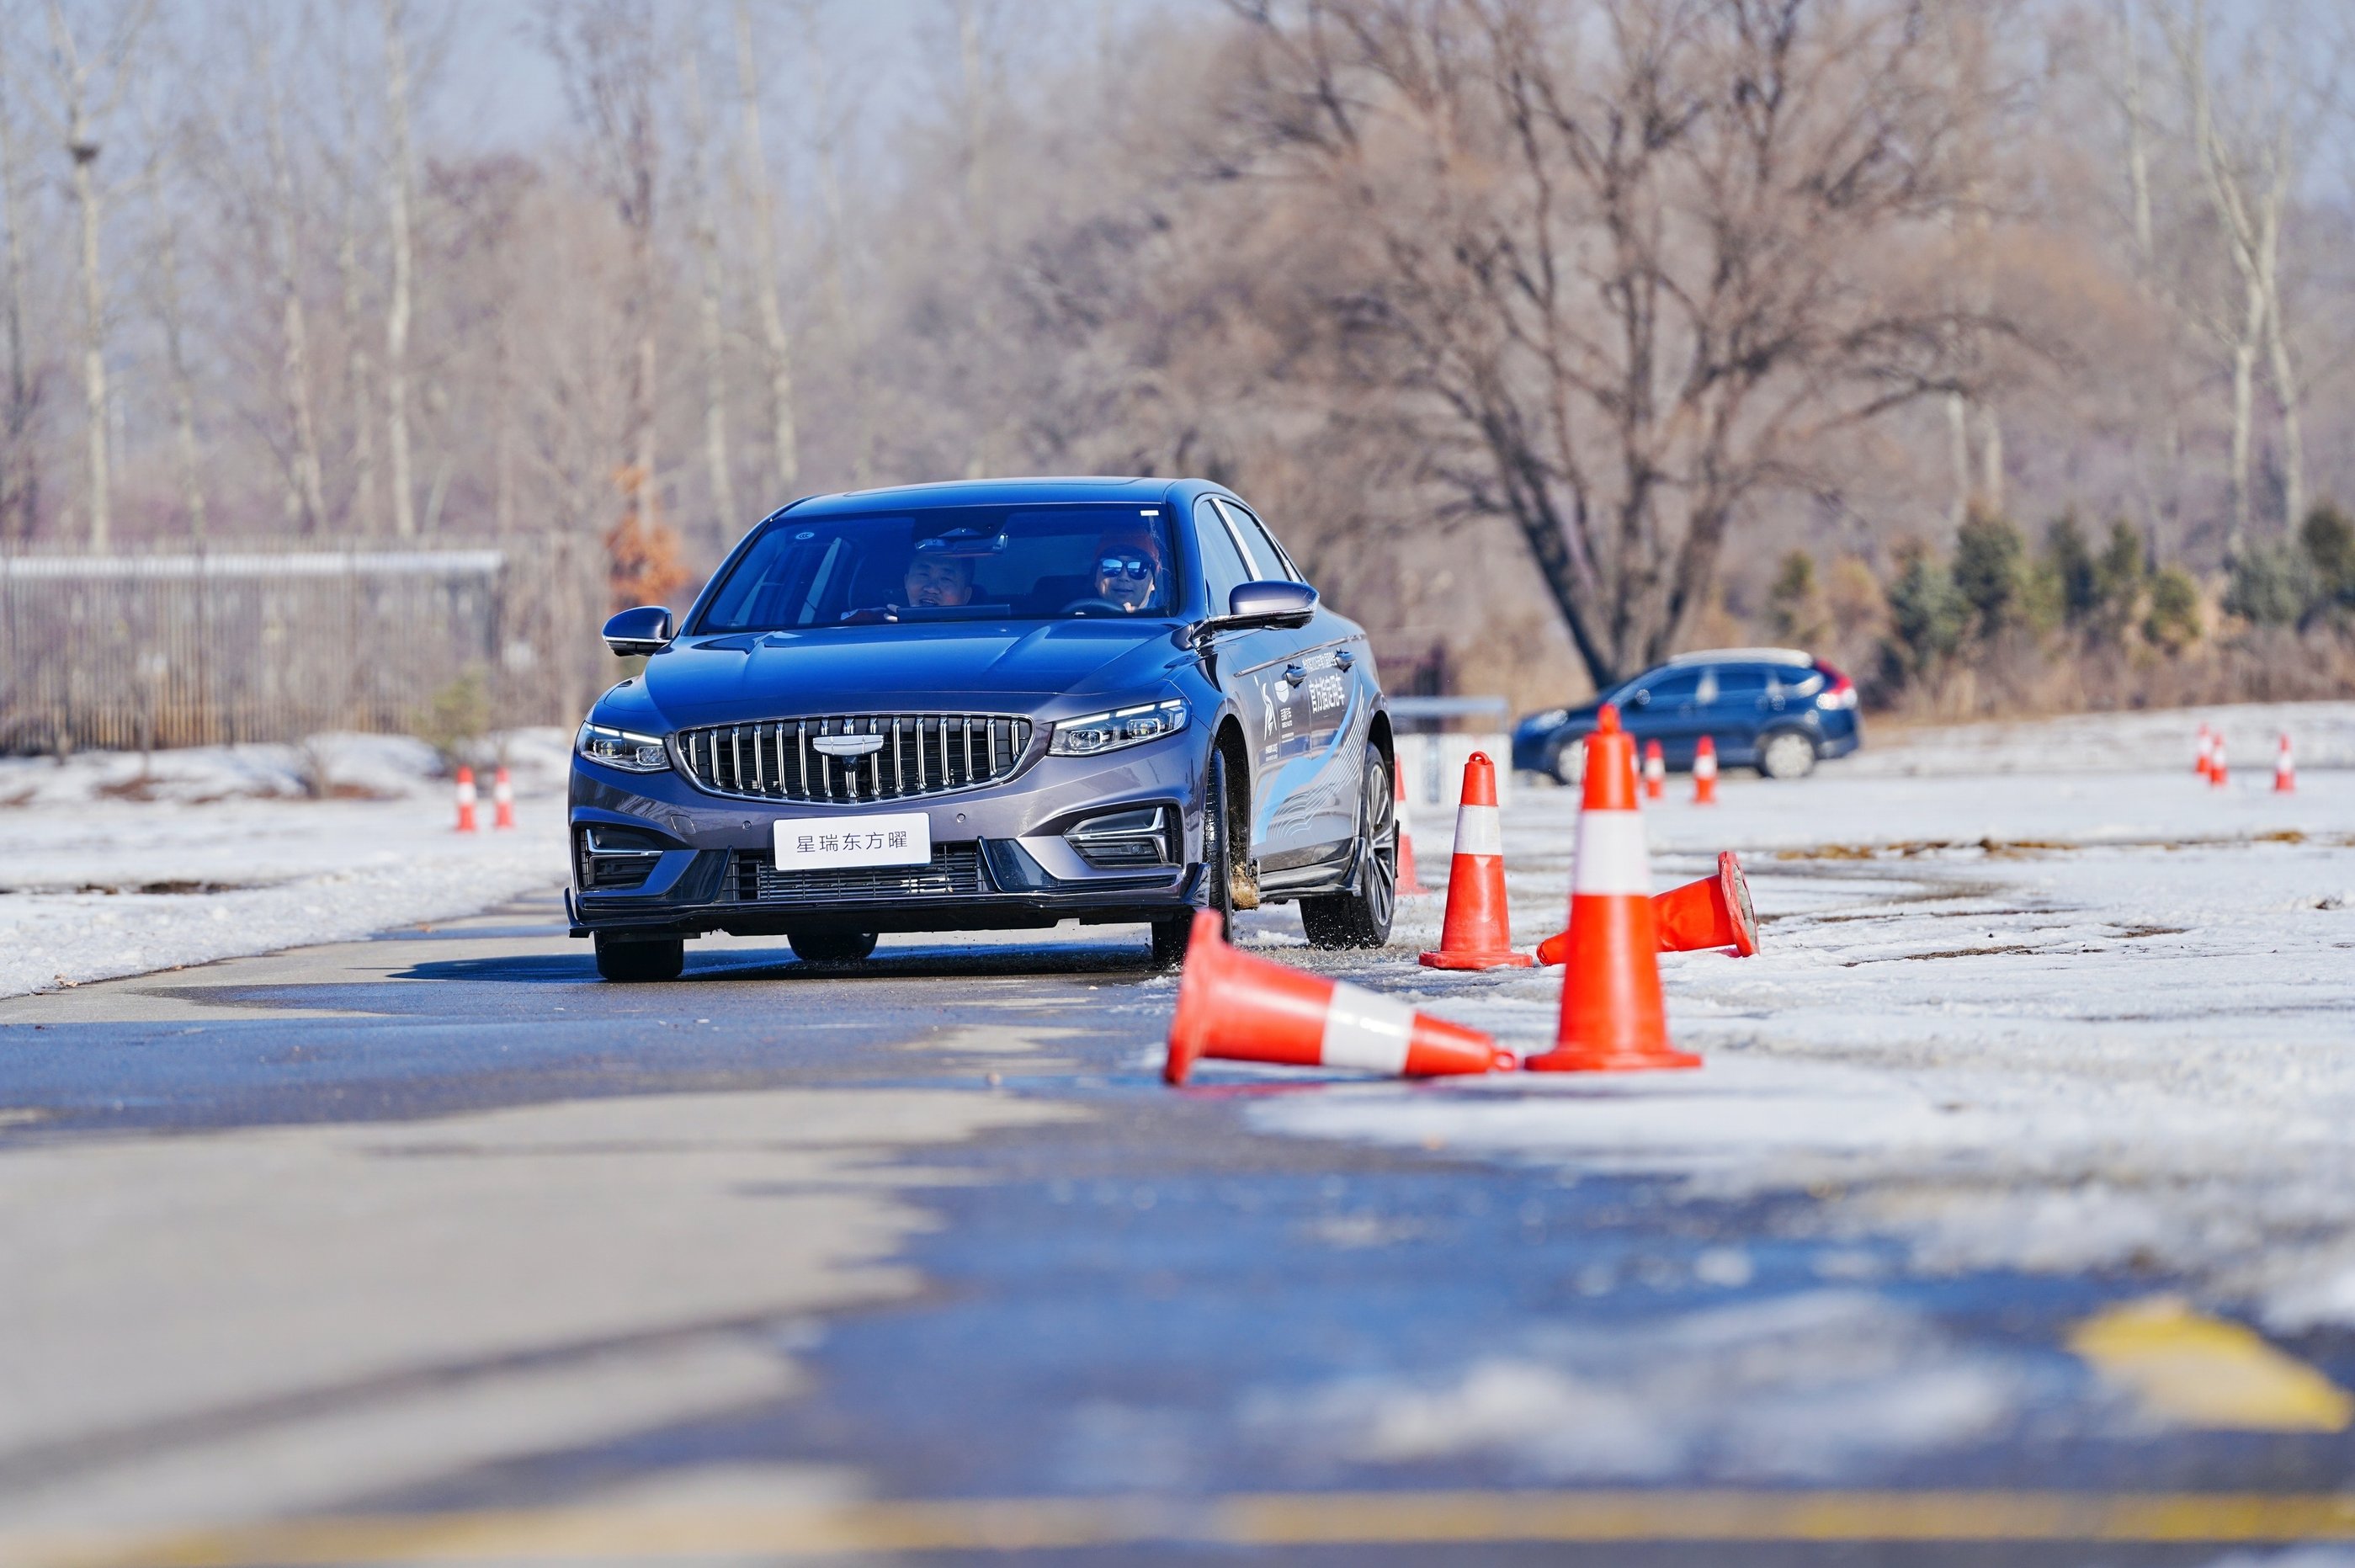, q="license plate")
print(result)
[773,812,931,870]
